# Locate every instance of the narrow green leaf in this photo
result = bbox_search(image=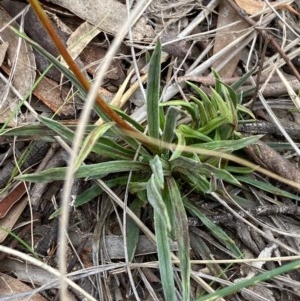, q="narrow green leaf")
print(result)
[112,106,144,131]
[92,138,135,159]
[196,259,300,301]
[147,175,171,231]
[162,106,180,144]
[126,198,145,261]
[230,68,255,91]
[184,199,242,257]
[191,135,262,152]
[178,168,212,193]
[178,124,213,142]
[236,104,256,120]
[211,89,230,122]
[2,124,60,138]
[149,156,164,189]
[187,82,210,104]
[154,211,176,301]
[75,122,115,169]
[237,176,300,201]
[17,161,149,183]
[171,157,241,186]
[147,156,171,230]
[40,116,75,142]
[160,100,197,121]
[76,176,138,207]
[197,116,228,136]
[147,41,162,140]
[166,177,190,301]
[169,131,186,161]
